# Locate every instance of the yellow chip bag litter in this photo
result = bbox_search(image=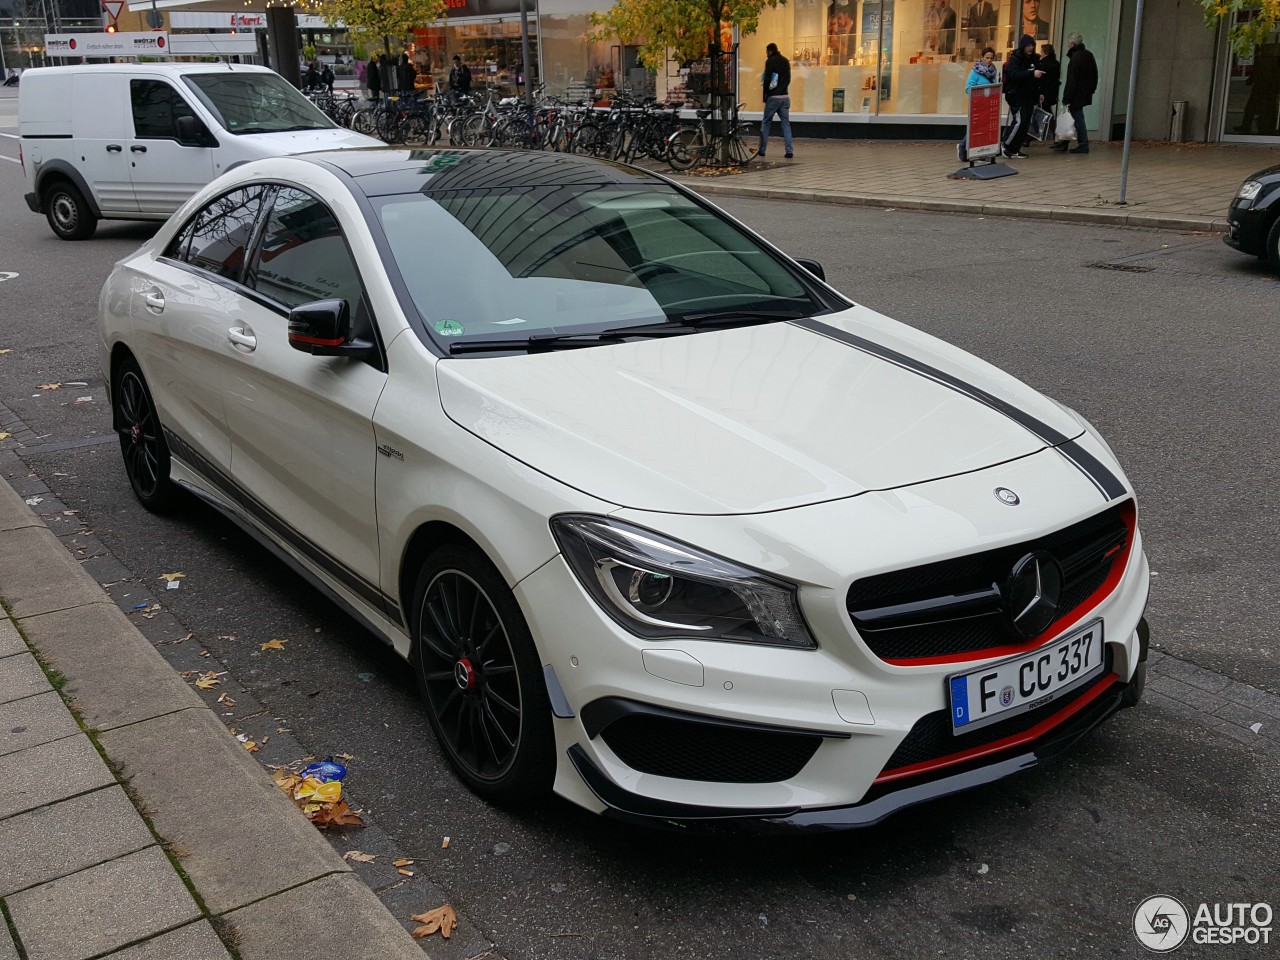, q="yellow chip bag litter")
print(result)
[294,776,343,803]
